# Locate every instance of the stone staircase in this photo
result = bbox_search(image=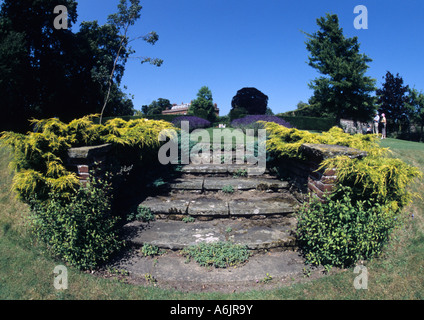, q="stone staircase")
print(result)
[123,159,300,252]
